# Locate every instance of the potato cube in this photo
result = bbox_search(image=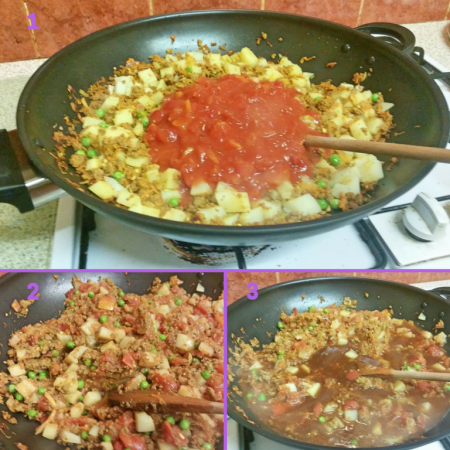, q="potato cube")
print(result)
[160,67,175,78]
[145,164,160,182]
[350,118,372,141]
[137,95,156,110]
[139,352,162,368]
[191,182,213,196]
[70,402,85,419]
[176,334,196,351]
[163,209,187,222]
[197,206,227,223]
[89,181,115,200]
[15,379,37,398]
[239,207,264,224]
[283,194,321,216]
[161,168,181,189]
[42,423,59,440]
[135,411,156,433]
[117,190,141,208]
[84,391,102,406]
[101,96,120,113]
[119,336,136,348]
[100,341,119,353]
[353,155,384,183]
[138,68,158,86]
[114,76,134,96]
[240,47,258,67]
[215,188,250,213]
[261,67,283,81]
[80,318,101,336]
[83,117,103,128]
[276,181,293,200]
[224,63,241,75]
[97,327,115,341]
